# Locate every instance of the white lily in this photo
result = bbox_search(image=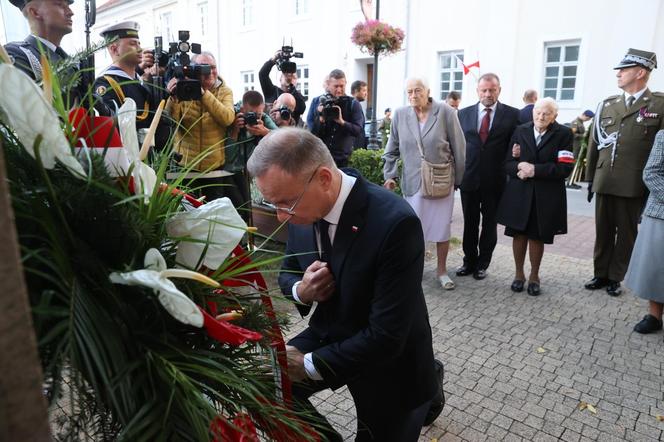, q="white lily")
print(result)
[0,63,85,177]
[109,248,220,327]
[166,197,248,270]
[117,98,157,201]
